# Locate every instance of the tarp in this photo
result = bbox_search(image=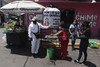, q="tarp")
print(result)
[0,1,45,13]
